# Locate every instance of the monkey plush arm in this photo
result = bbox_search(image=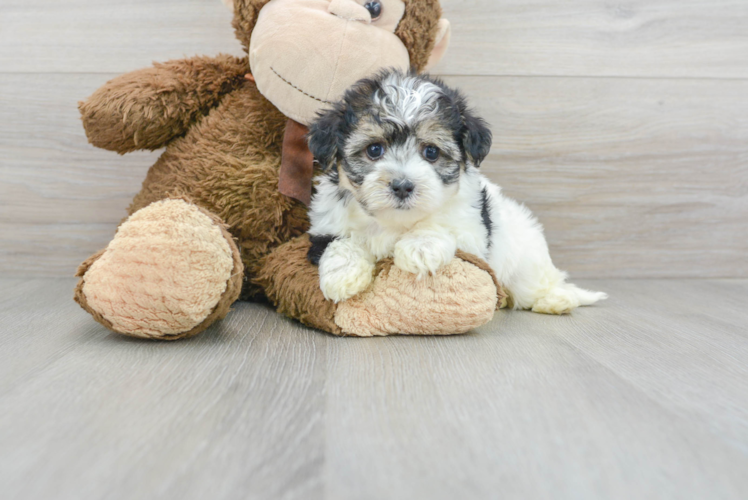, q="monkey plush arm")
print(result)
[79,54,248,154]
